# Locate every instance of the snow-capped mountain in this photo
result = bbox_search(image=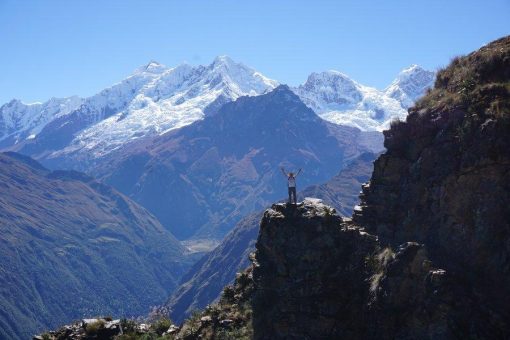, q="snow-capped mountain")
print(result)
[384,64,436,108]
[0,96,83,146]
[2,58,433,166]
[291,66,435,132]
[292,71,406,131]
[48,56,277,158]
